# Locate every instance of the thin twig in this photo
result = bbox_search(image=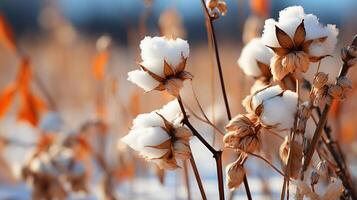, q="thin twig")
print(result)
[248,153,286,177]
[189,155,207,200]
